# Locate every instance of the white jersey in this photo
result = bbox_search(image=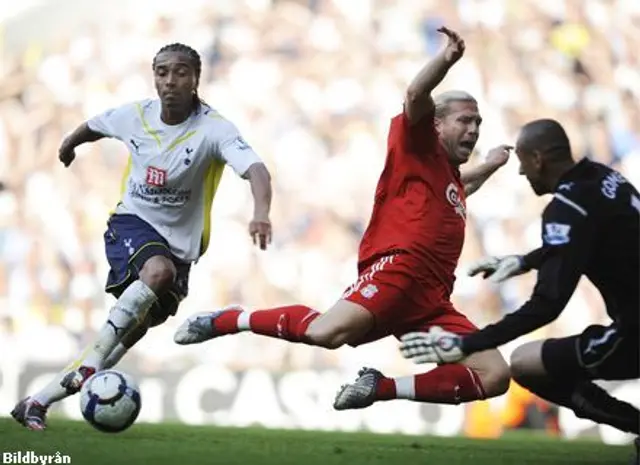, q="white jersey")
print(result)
[88,98,262,262]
